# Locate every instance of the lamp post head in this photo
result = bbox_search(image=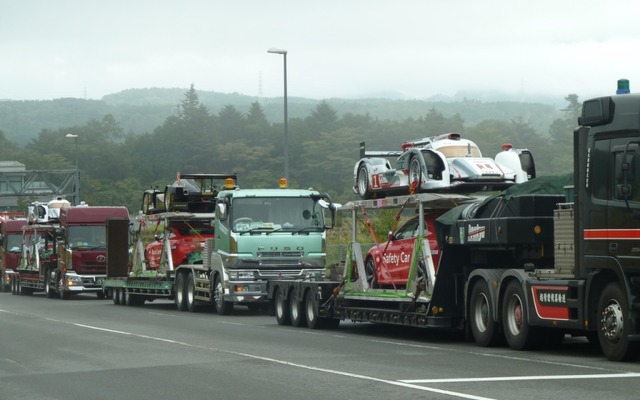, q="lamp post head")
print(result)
[267,48,287,55]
